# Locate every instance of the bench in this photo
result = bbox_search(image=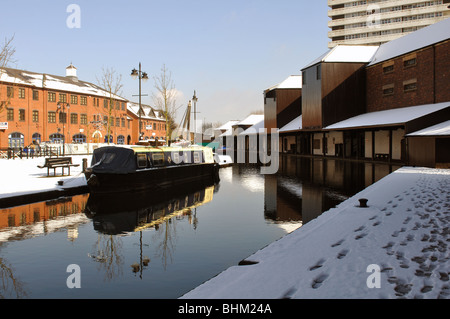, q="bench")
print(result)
[37,157,80,177]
